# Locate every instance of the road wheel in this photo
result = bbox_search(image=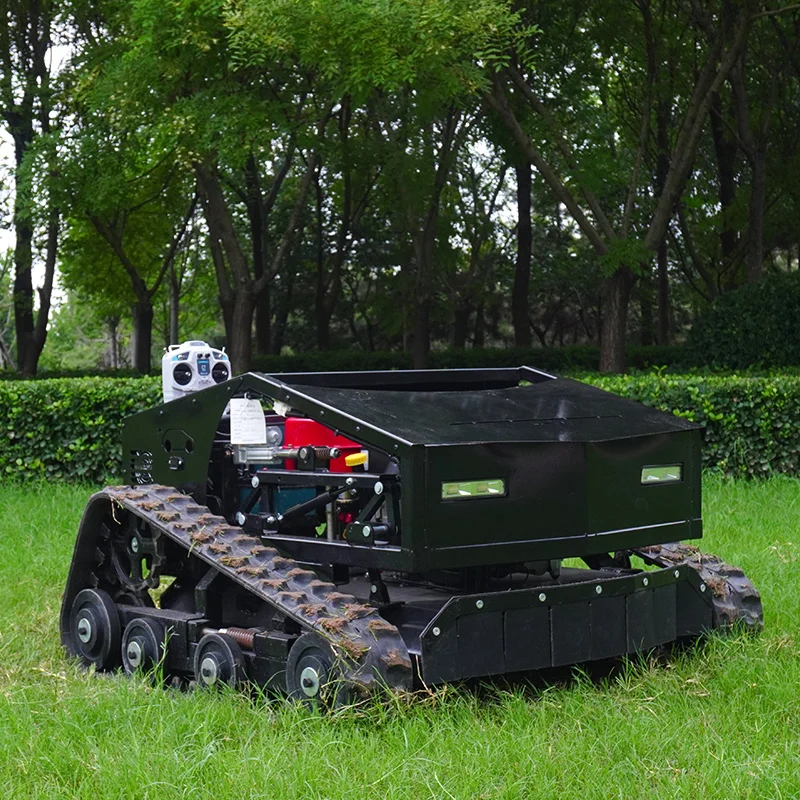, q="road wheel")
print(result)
[69,588,121,670]
[286,631,357,708]
[122,617,166,676]
[193,632,245,688]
